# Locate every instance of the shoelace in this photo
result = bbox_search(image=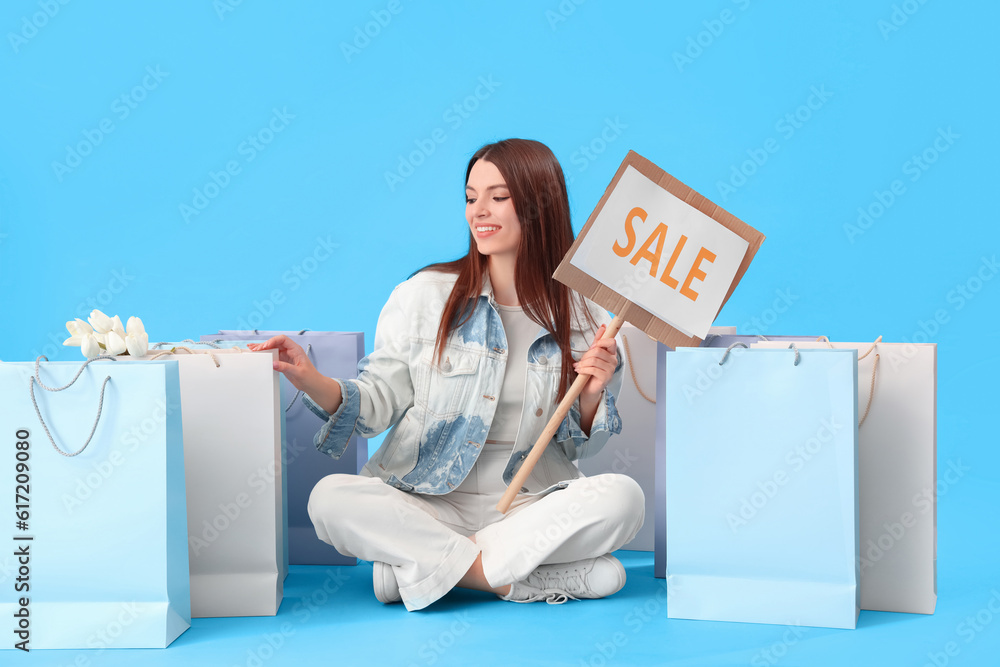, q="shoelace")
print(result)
[506,588,579,605]
[507,563,592,604]
[530,564,587,589]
